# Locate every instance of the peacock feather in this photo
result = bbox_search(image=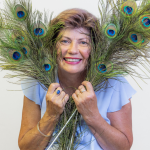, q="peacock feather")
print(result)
[121,0,137,17]
[1,0,150,150]
[128,32,143,45]
[0,0,59,89]
[139,14,150,30]
[104,23,118,39]
[96,61,113,74]
[31,21,47,38]
[14,4,28,21]
[22,45,30,56]
[140,37,149,46]
[0,0,82,149]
